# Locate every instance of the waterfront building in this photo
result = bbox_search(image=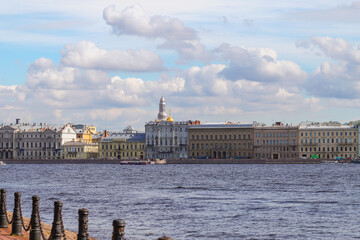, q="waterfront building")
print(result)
[299,122,358,159]
[253,122,299,159]
[0,119,76,160]
[98,127,145,160]
[62,141,98,159]
[72,124,96,143]
[145,97,195,159]
[188,123,254,159]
